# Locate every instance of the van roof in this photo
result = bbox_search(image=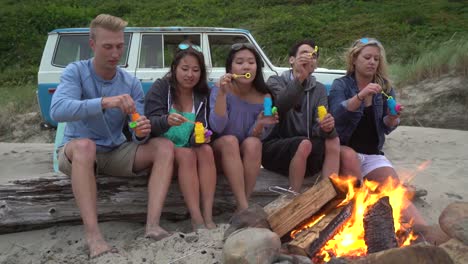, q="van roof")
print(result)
[50,27,250,34]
